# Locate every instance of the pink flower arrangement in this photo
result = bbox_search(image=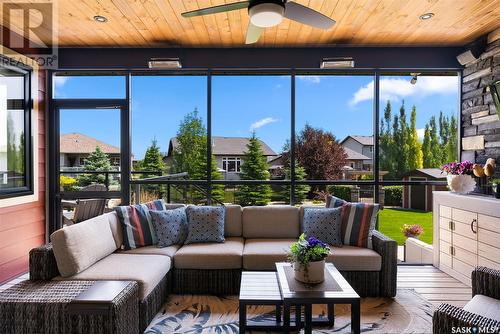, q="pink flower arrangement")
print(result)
[441,161,474,175]
[401,224,424,238]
